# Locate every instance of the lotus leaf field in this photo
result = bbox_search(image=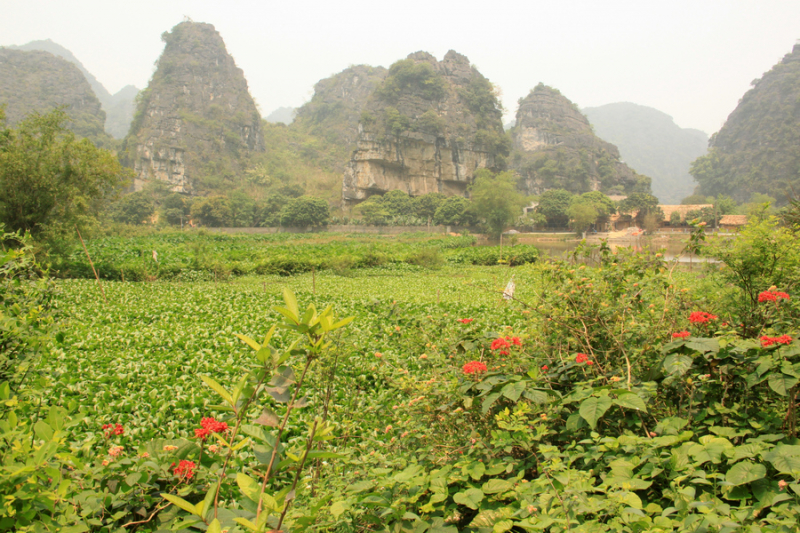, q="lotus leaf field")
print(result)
[5,223,800,533]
